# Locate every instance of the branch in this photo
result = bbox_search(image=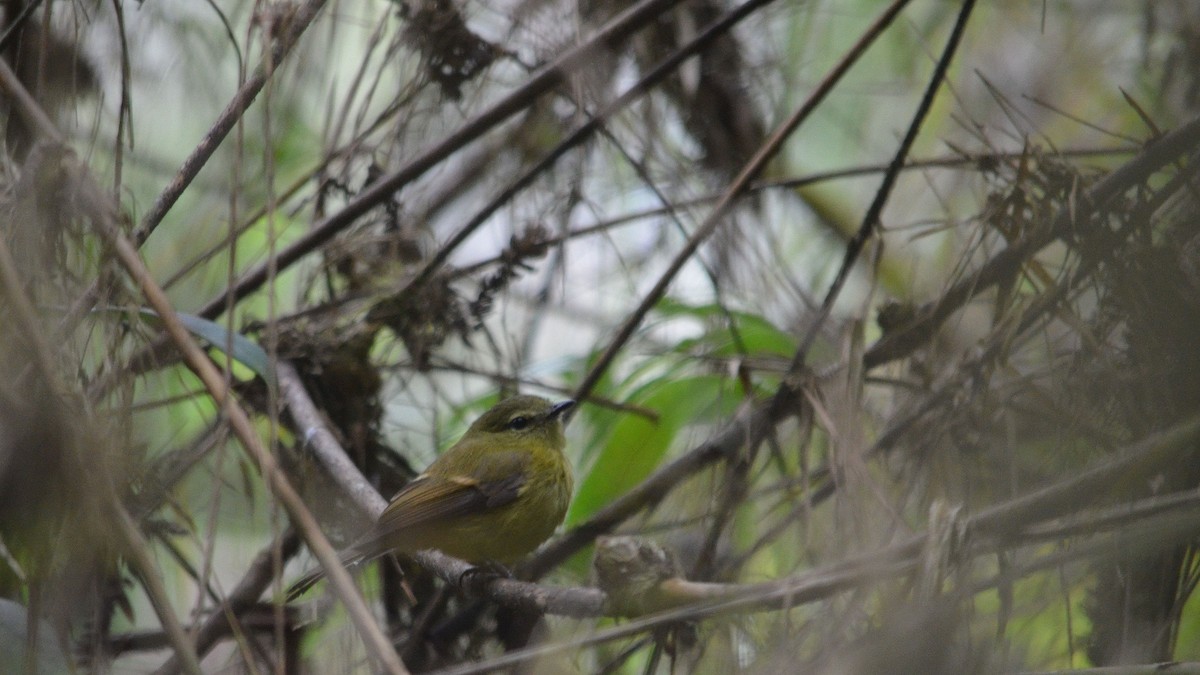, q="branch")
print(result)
[278,360,388,515]
[153,532,300,675]
[571,0,916,405]
[115,505,204,675]
[403,0,780,297]
[133,0,329,245]
[95,220,406,672]
[787,0,977,369]
[864,111,1200,370]
[277,360,607,616]
[86,0,699,400]
[53,0,331,358]
[192,0,691,321]
[0,61,205,674]
[2,42,396,672]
